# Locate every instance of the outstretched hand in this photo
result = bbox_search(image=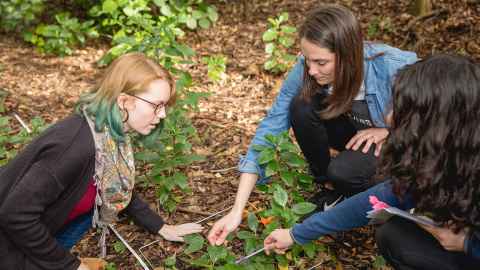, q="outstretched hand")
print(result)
[159,223,204,242]
[419,224,467,252]
[263,229,294,255]
[207,211,242,245]
[345,128,389,156]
